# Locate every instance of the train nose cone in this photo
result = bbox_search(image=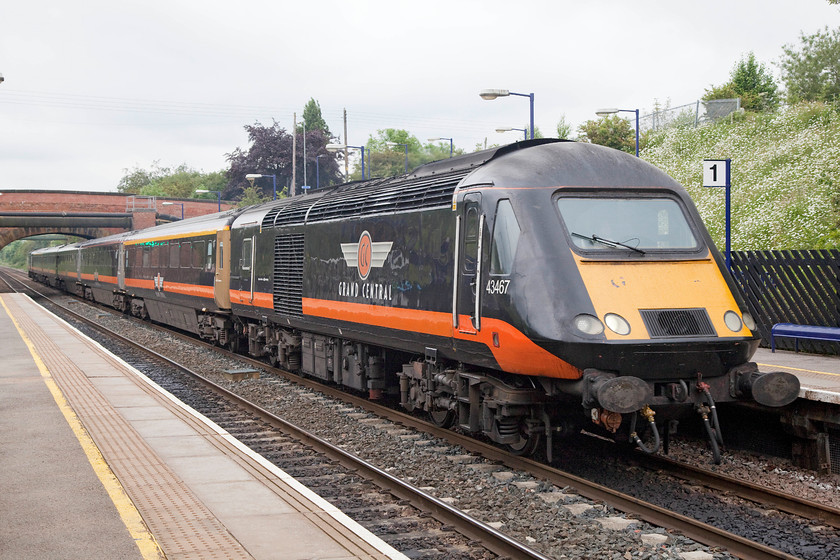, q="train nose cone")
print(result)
[596,376,653,414]
[750,371,801,407]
